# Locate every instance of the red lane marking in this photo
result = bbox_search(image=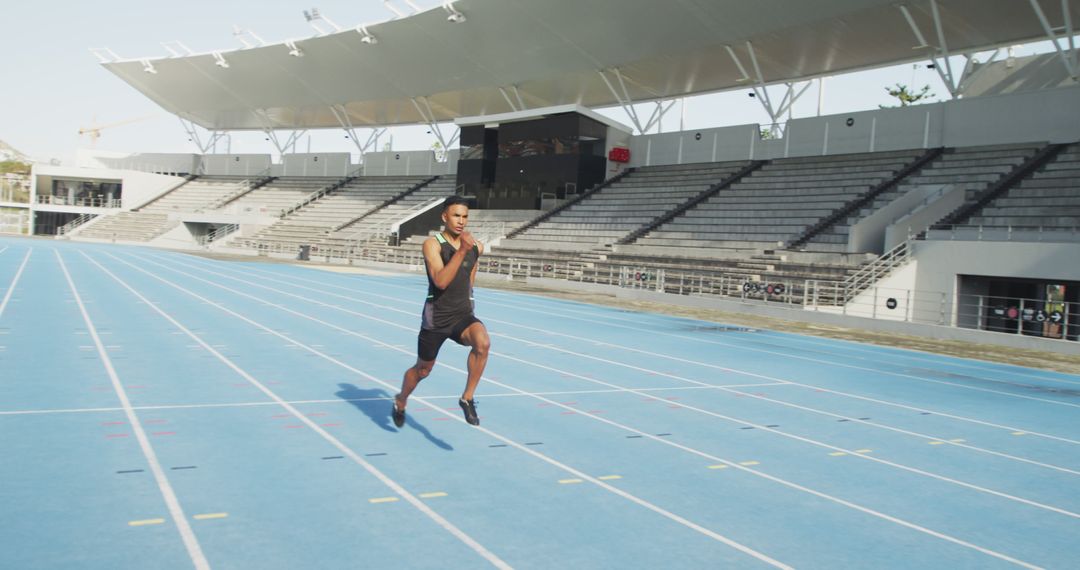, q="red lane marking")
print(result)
[537,403,553,407]
[106,433,129,439]
[283,425,303,429]
[267,381,283,385]
[231,383,250,388]
[307,412,328,417]
[666,397,681,401]
[561,411,577,415]
[126,385,146,389]
[668,405,681,409]
[144,419,168,425]
[101,421,125,426]
[434,417,451,421]
[152,431,176,436]
[271,414,290,419]
[586,410,604,414]
[320,423,341,427]
[561,401,578,405]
